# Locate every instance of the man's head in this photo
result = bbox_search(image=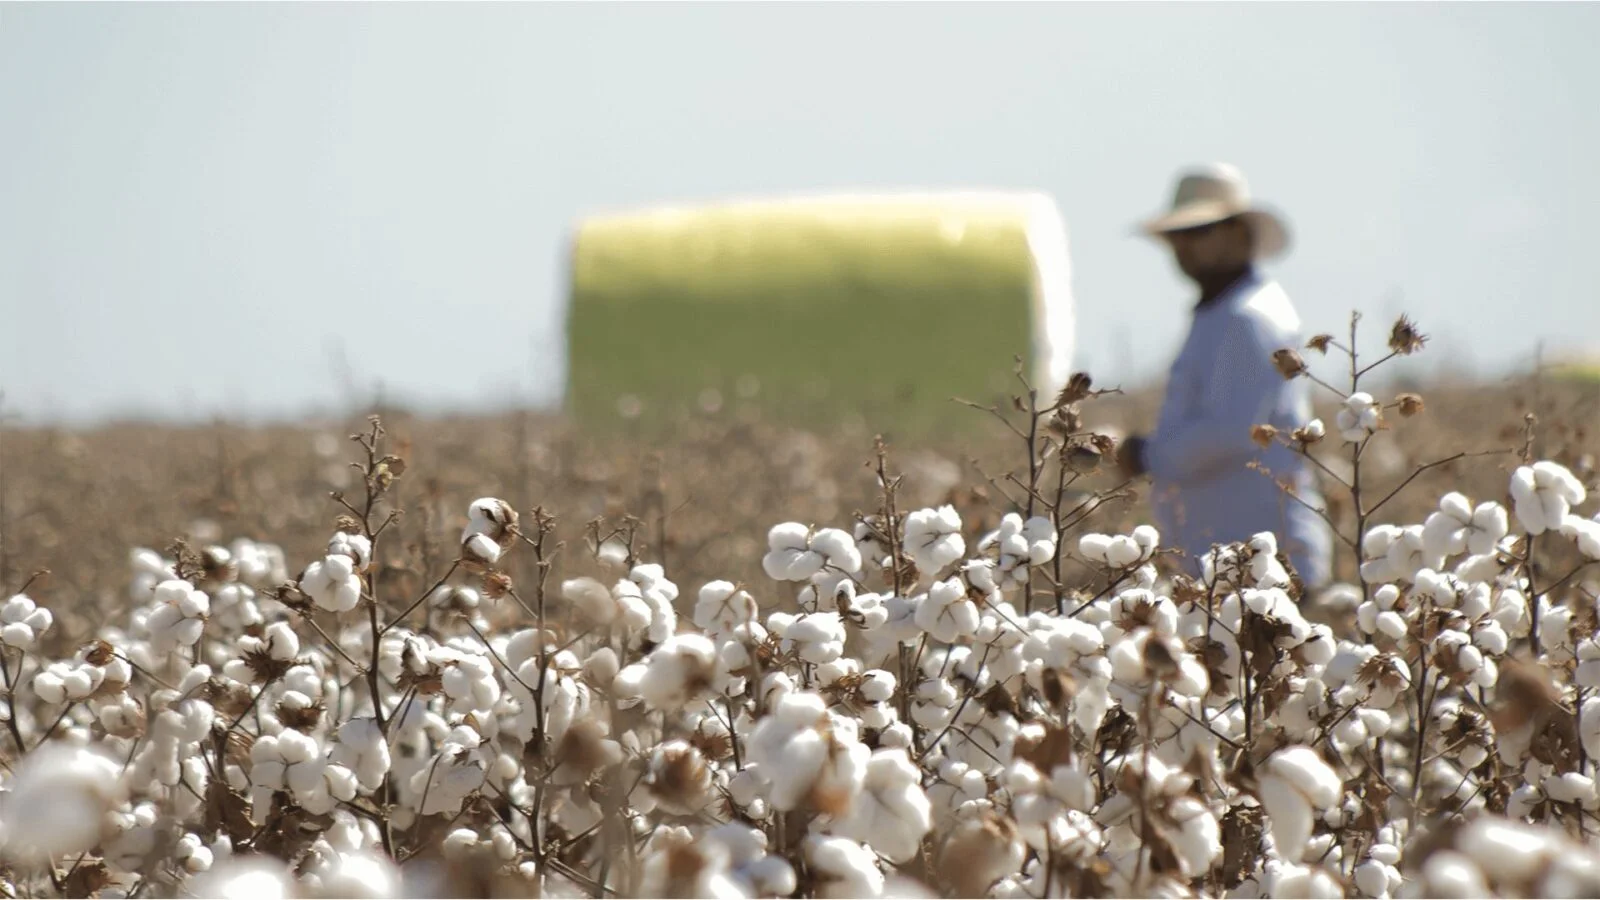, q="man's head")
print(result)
[1138,164,1290,279]
[1162,215,1256,283]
